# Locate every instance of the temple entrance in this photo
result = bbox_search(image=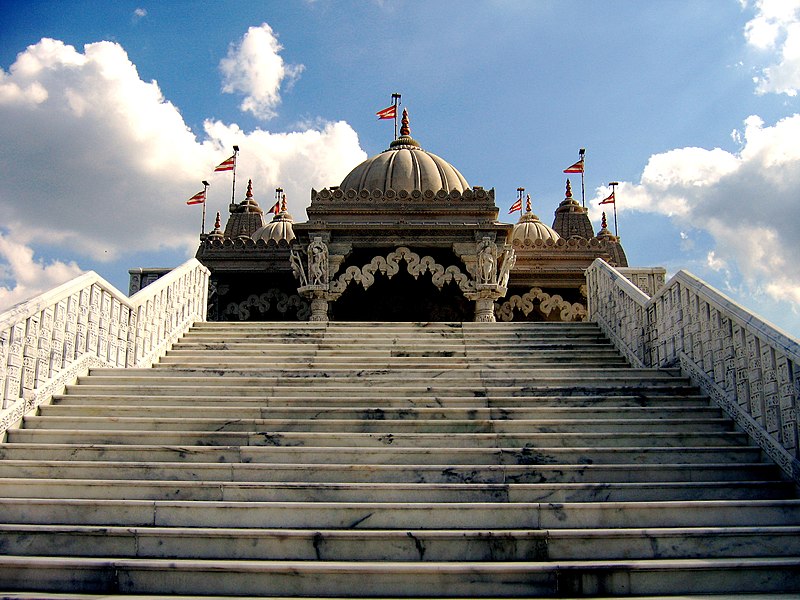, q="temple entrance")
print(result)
[331,270,471,321]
